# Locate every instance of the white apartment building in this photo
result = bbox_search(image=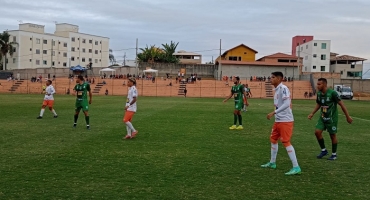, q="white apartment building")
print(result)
[6,23,109,70]
[296,40,331,73]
